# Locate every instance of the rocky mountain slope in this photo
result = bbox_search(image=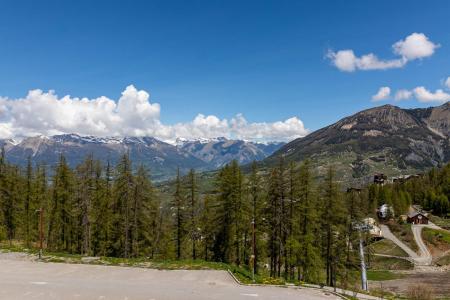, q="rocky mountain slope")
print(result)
[3,134,207,180]
[0,134,283,180]
[264,102,450,185]
[177,138,284,168]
